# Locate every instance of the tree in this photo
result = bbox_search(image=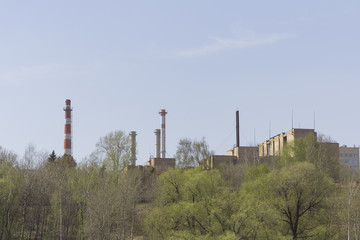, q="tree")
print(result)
[281,135,340,181]
[337,168,360,240]
[0,147,23,240]
[83,169,141,240]
[48,151,57,163]
[175,138,214,168]
[243,162,334,239]
[145,167,233,239]
[95,130,131,172]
